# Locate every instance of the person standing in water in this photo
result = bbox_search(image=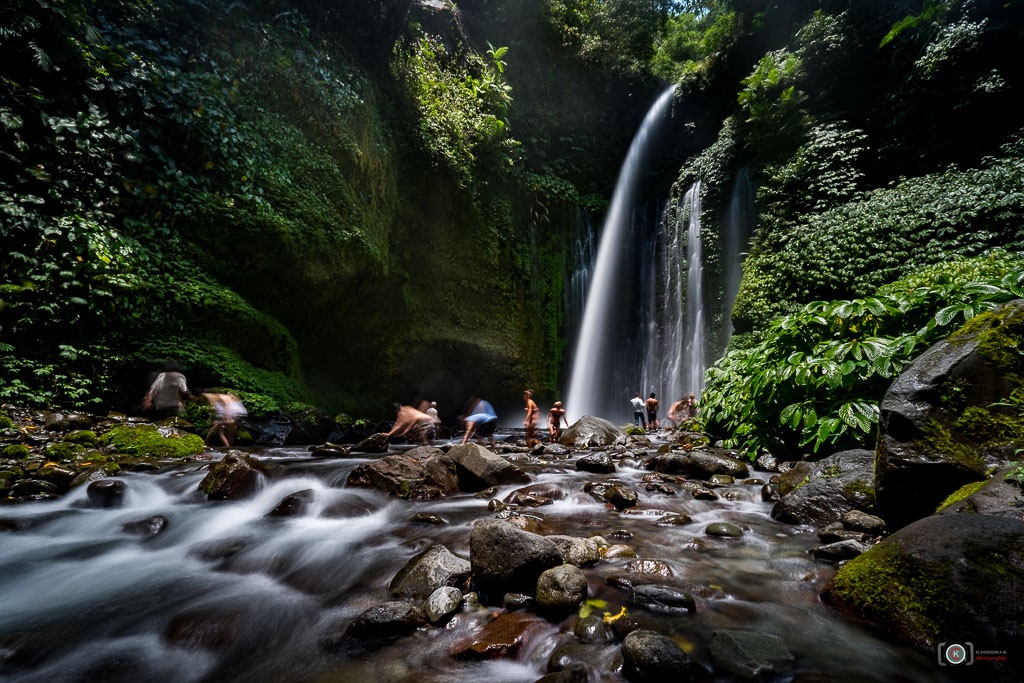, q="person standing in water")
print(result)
[547,401,568,443]
[630,394,647,428]
[523,389,539,447]
[646,392,659,430]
